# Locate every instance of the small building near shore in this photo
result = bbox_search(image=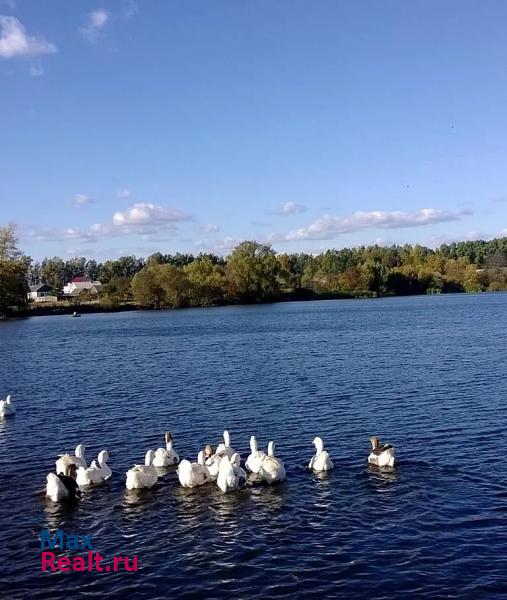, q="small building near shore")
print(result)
[28,284,57,303]
[63,277,102,297]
